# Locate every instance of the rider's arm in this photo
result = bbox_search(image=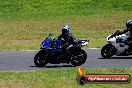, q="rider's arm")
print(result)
[121,29,129,34]
[61,35,72,49]
[58,34,63,40]
[70,33,78,44]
